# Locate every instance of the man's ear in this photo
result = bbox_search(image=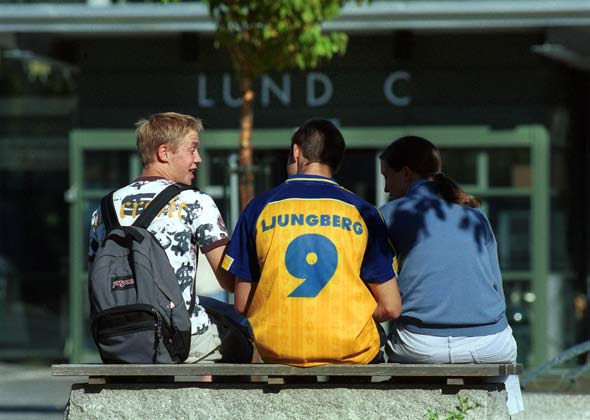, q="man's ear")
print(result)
[292,144,301,162]
[156,144,169,163]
